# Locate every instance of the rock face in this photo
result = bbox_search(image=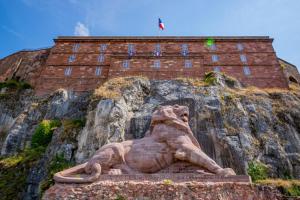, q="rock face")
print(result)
[0,75,300,199]
[43,176,282,200]
[74,76,300,179]
[0,49,50,86]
